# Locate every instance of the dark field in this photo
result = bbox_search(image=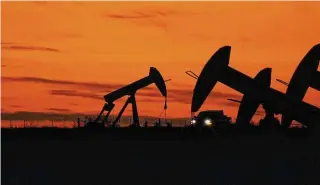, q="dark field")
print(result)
[2,127,320,185]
